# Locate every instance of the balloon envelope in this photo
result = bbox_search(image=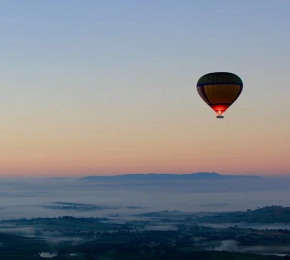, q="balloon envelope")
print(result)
[196,72,243,117]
